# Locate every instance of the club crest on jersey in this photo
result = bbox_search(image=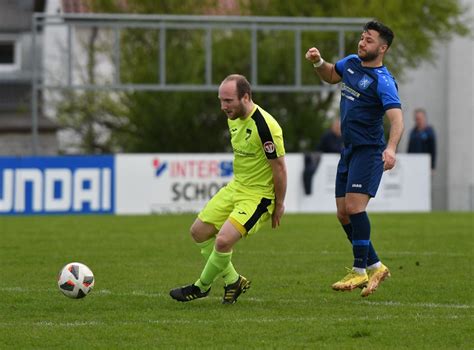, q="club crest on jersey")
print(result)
[263,141,275,153]
[357,74,374,90]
